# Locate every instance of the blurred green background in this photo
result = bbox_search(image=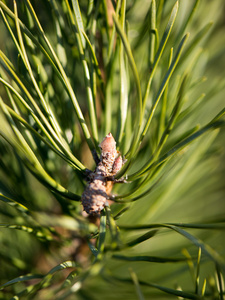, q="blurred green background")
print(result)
[0,0,225,299]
